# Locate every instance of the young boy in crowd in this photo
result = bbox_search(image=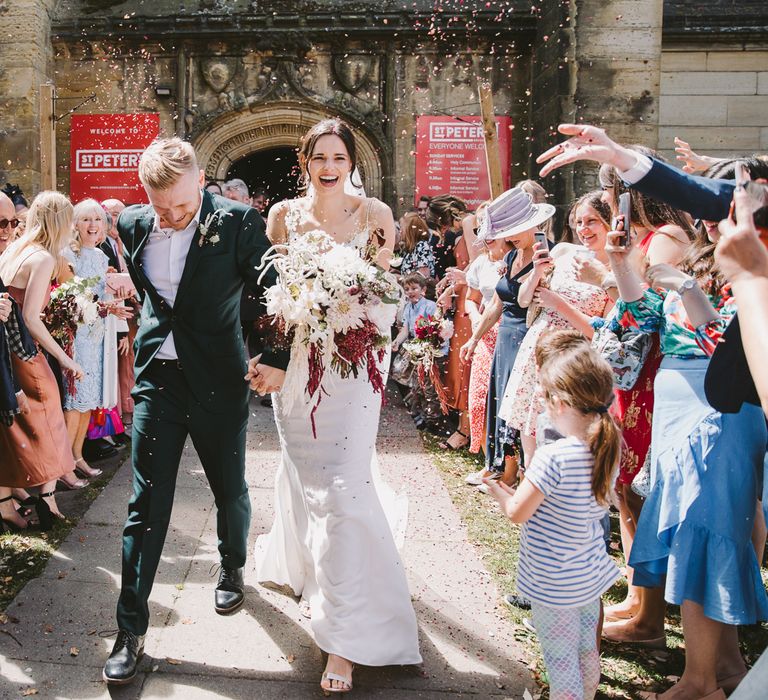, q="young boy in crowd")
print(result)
[392,273,448,431]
